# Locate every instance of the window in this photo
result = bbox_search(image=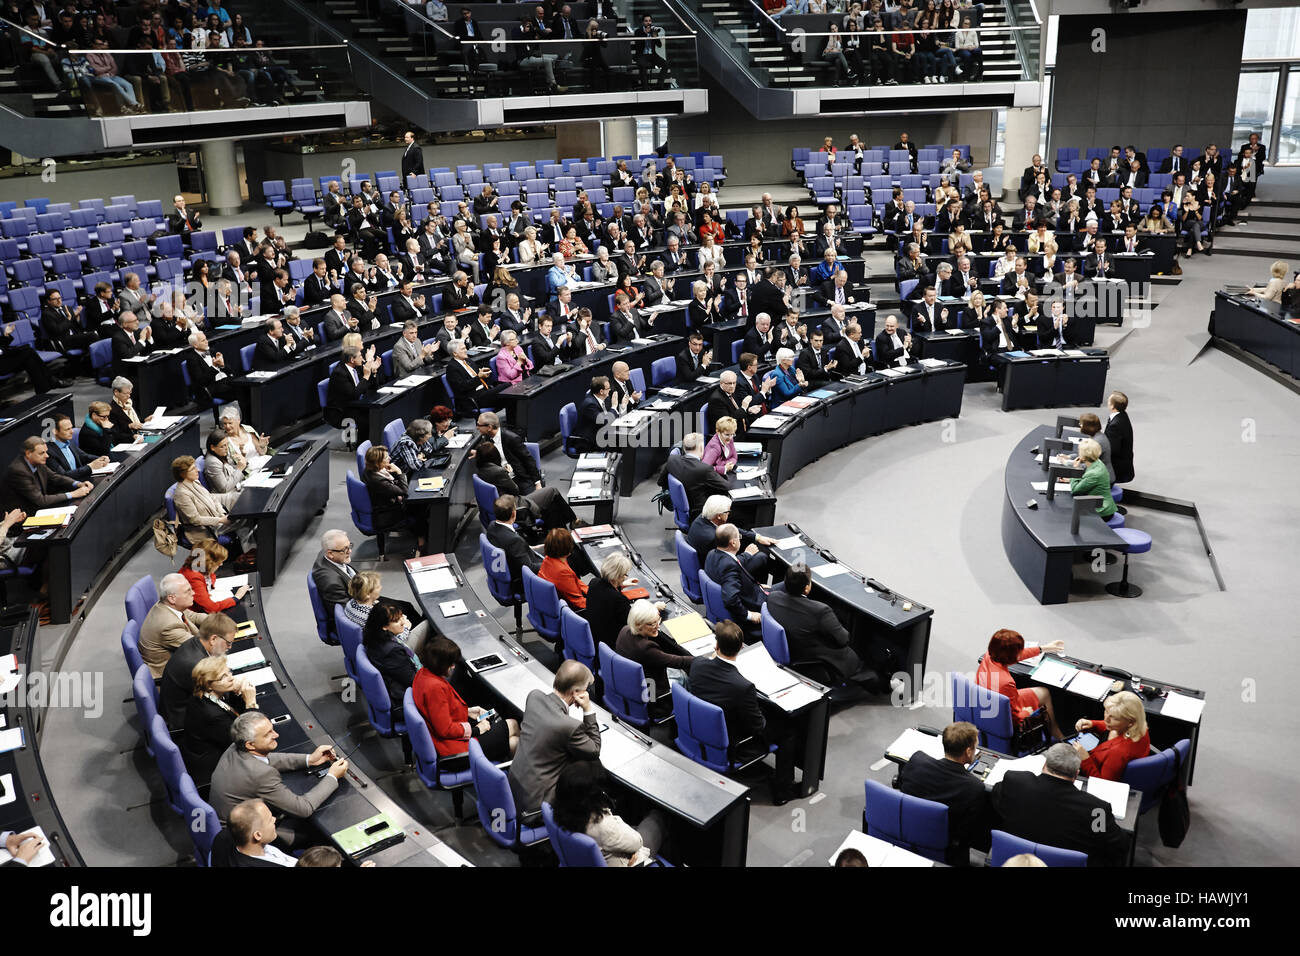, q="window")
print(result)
[992,108,1007,167]
[1242,9,1300,60]
[1279,72,1300,165]
[1233,71,1279,155]
[635,118,669,157]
